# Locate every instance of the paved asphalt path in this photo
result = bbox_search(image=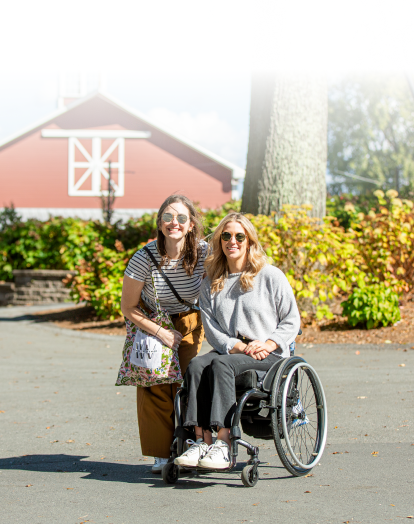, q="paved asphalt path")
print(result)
[0,304,413,524]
